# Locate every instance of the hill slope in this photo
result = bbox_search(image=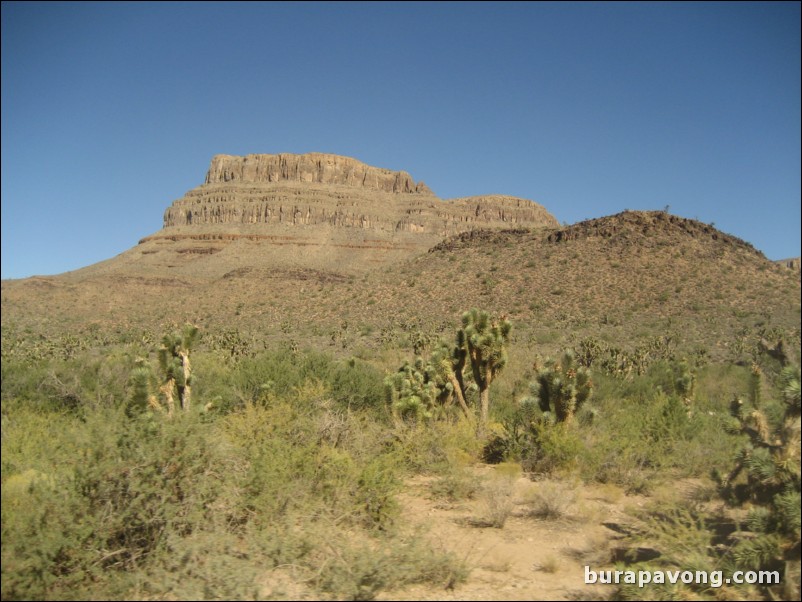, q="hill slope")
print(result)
[3,209,798,364]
